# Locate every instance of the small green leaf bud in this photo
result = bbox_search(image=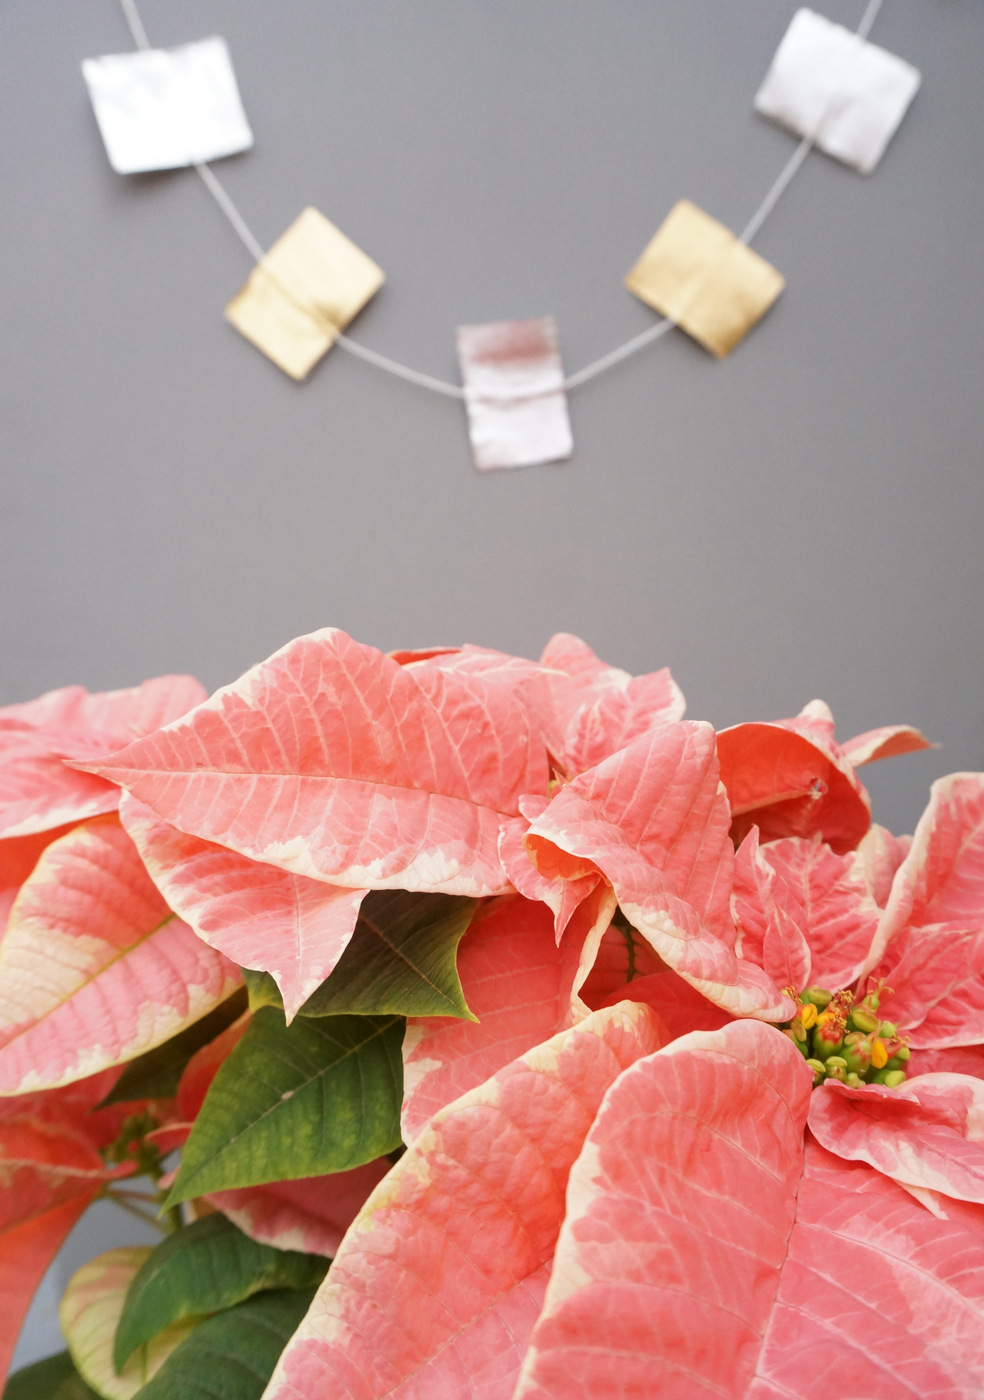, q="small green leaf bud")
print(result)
[824,1056,848,1082]
[801,987,833,1009]
[845,1072,863,1088]
[878,1021,898,1039]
